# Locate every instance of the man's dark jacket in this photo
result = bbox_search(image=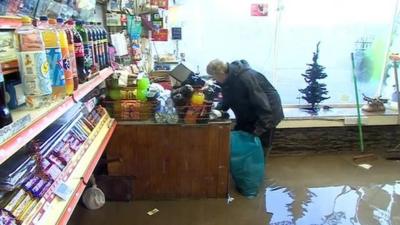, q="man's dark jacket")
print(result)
[218,60,284,134]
